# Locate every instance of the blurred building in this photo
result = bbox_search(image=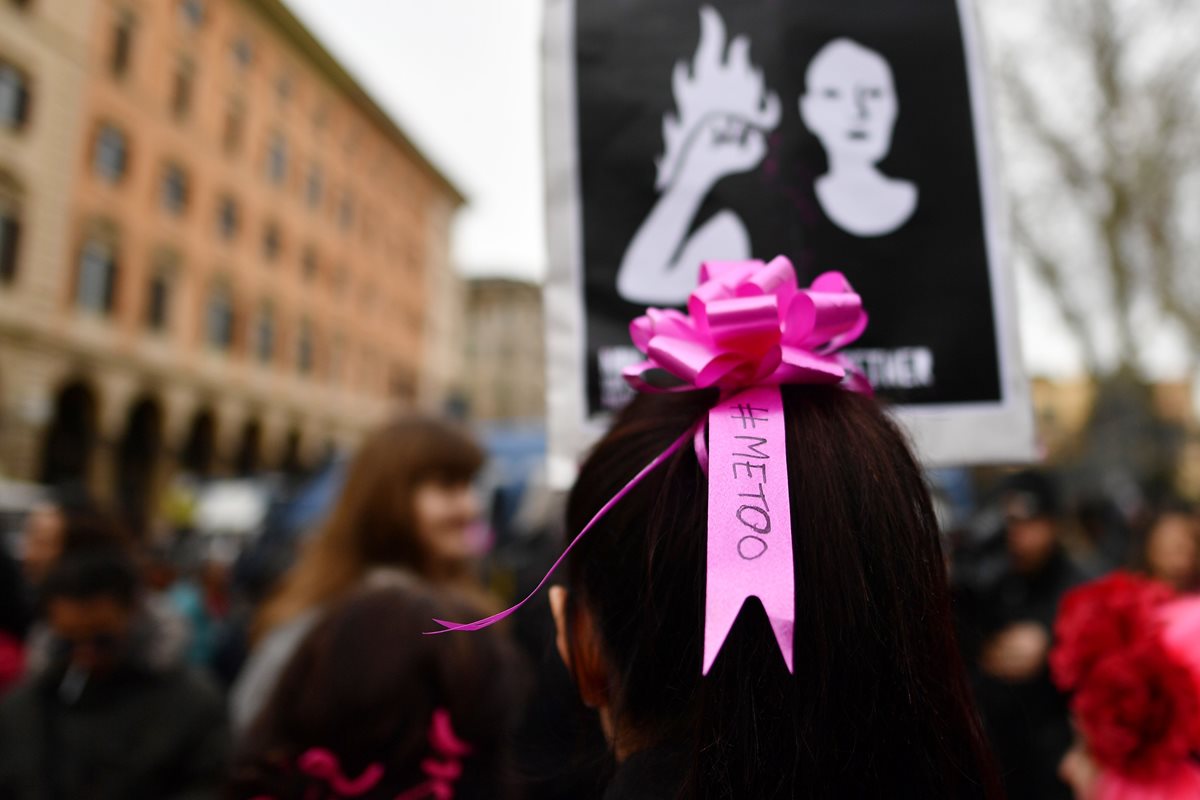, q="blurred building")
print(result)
[463,277,544,422]
[1032,377,1200,500]
[0,0,464,530]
